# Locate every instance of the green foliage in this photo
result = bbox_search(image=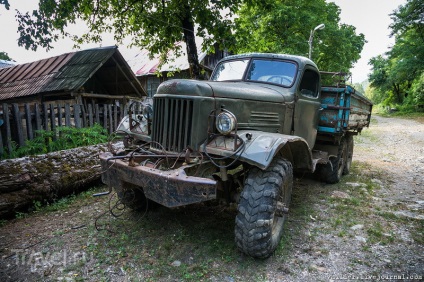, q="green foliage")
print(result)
[368,0,423,112]
[233,0,365,72]
[0,0,9,10]
[3,124,107,159]
[15,0,242,79]
[0,51,14,61]
[411,73,424,106]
